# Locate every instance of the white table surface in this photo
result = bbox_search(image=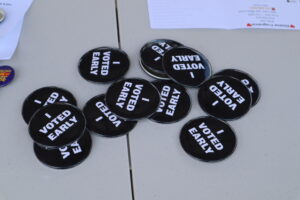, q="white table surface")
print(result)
[0,0,132,200]
[1,0,300,200]
[117,0,300,200]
